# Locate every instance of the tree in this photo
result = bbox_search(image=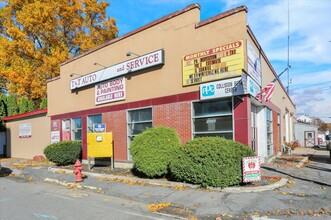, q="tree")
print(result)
[40,97,47,109]
[0,93,7,131]
[27,99,35,112]
[0,0,118,102]
[19,96,28,114]
[312,117,328,132]
[6,94,19,116]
